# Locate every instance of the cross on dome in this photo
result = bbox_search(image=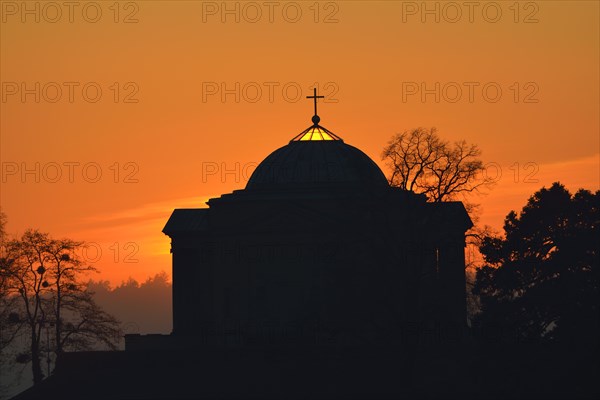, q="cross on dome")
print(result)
[289,87,343,142]
[306,87,325,125]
